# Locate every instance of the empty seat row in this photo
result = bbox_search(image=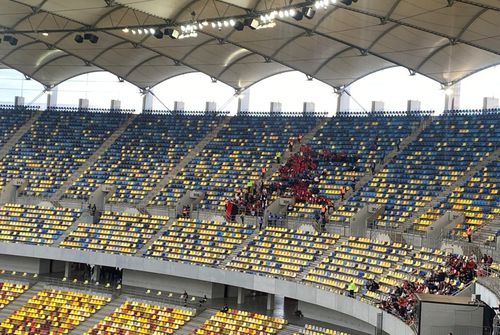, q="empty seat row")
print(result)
[60,211,167,254]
